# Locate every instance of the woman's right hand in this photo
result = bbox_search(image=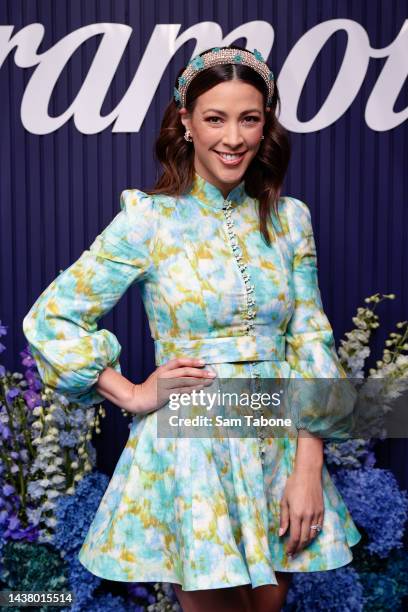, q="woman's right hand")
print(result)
[125,357,217,415]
